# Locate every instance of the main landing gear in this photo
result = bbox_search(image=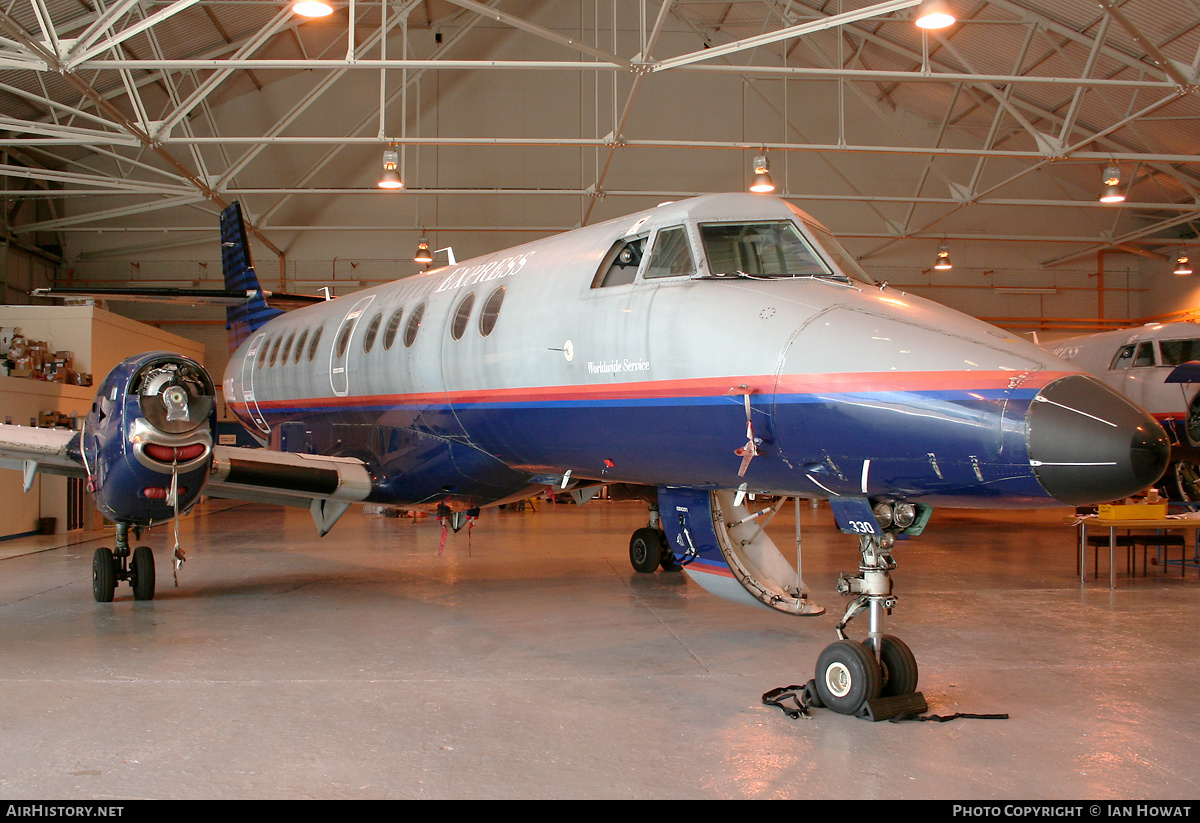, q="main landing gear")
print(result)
[628,505,681,574]
[92,522,155,603]
[811,530,923,717]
